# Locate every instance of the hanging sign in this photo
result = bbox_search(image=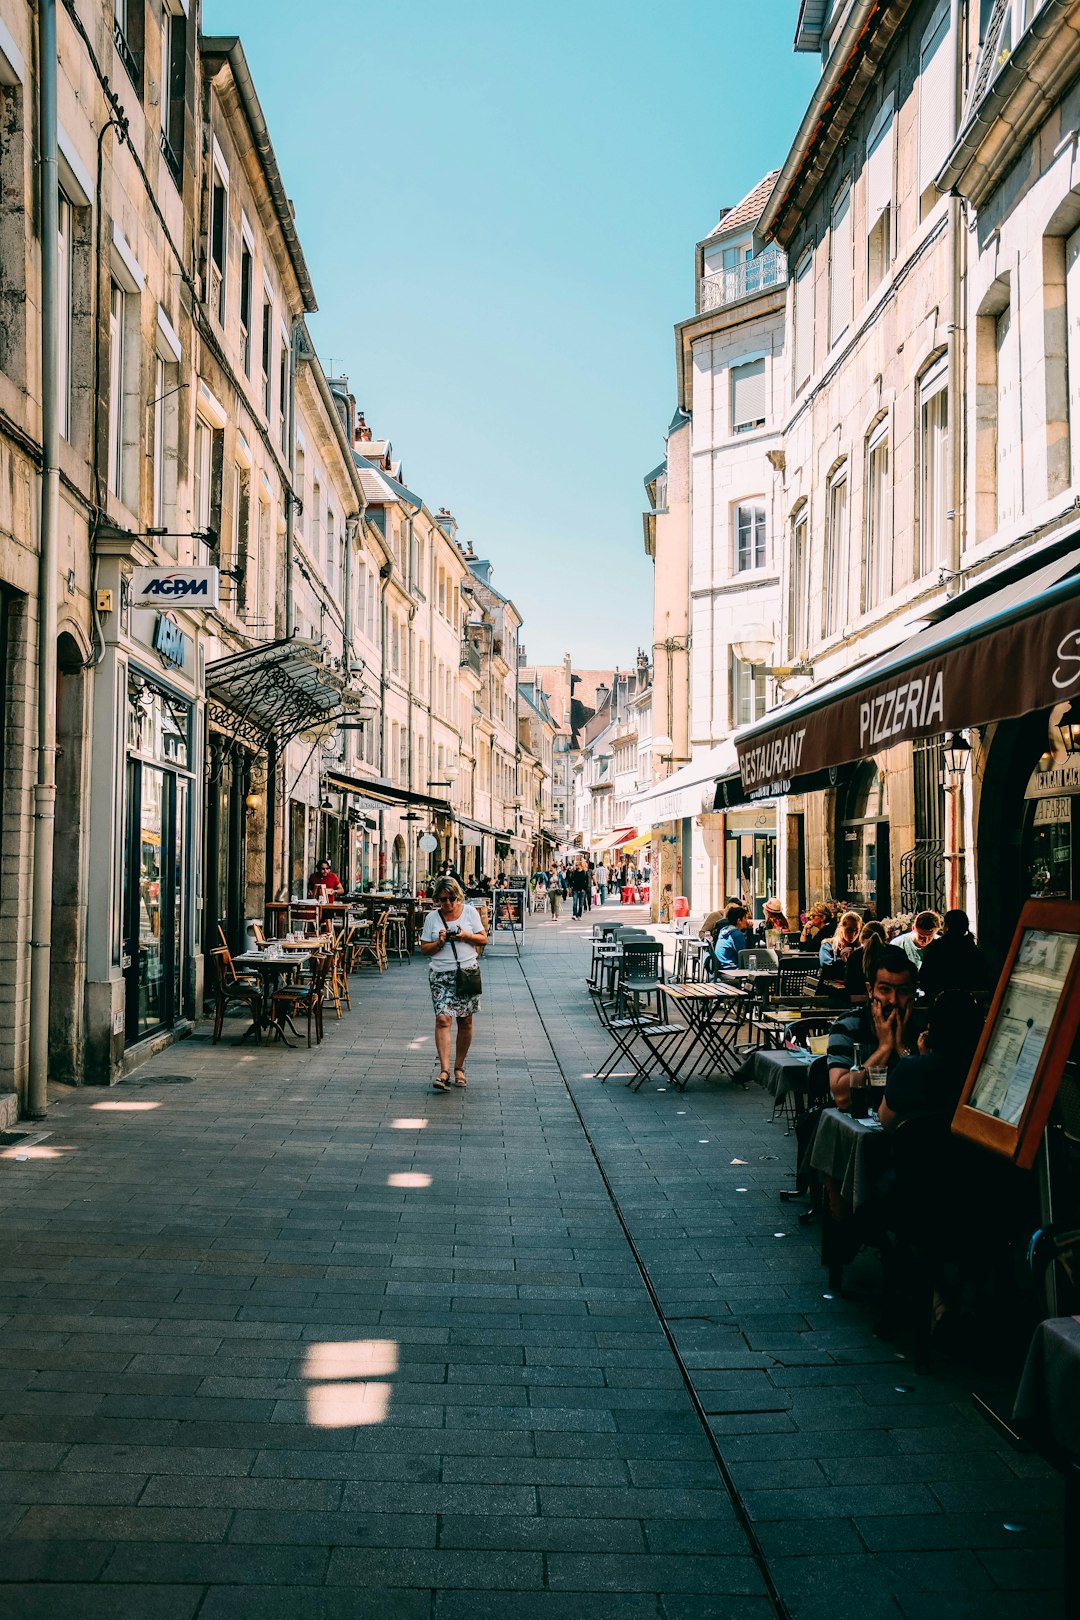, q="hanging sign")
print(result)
[131,565,220,610]
[418,833,438,852]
